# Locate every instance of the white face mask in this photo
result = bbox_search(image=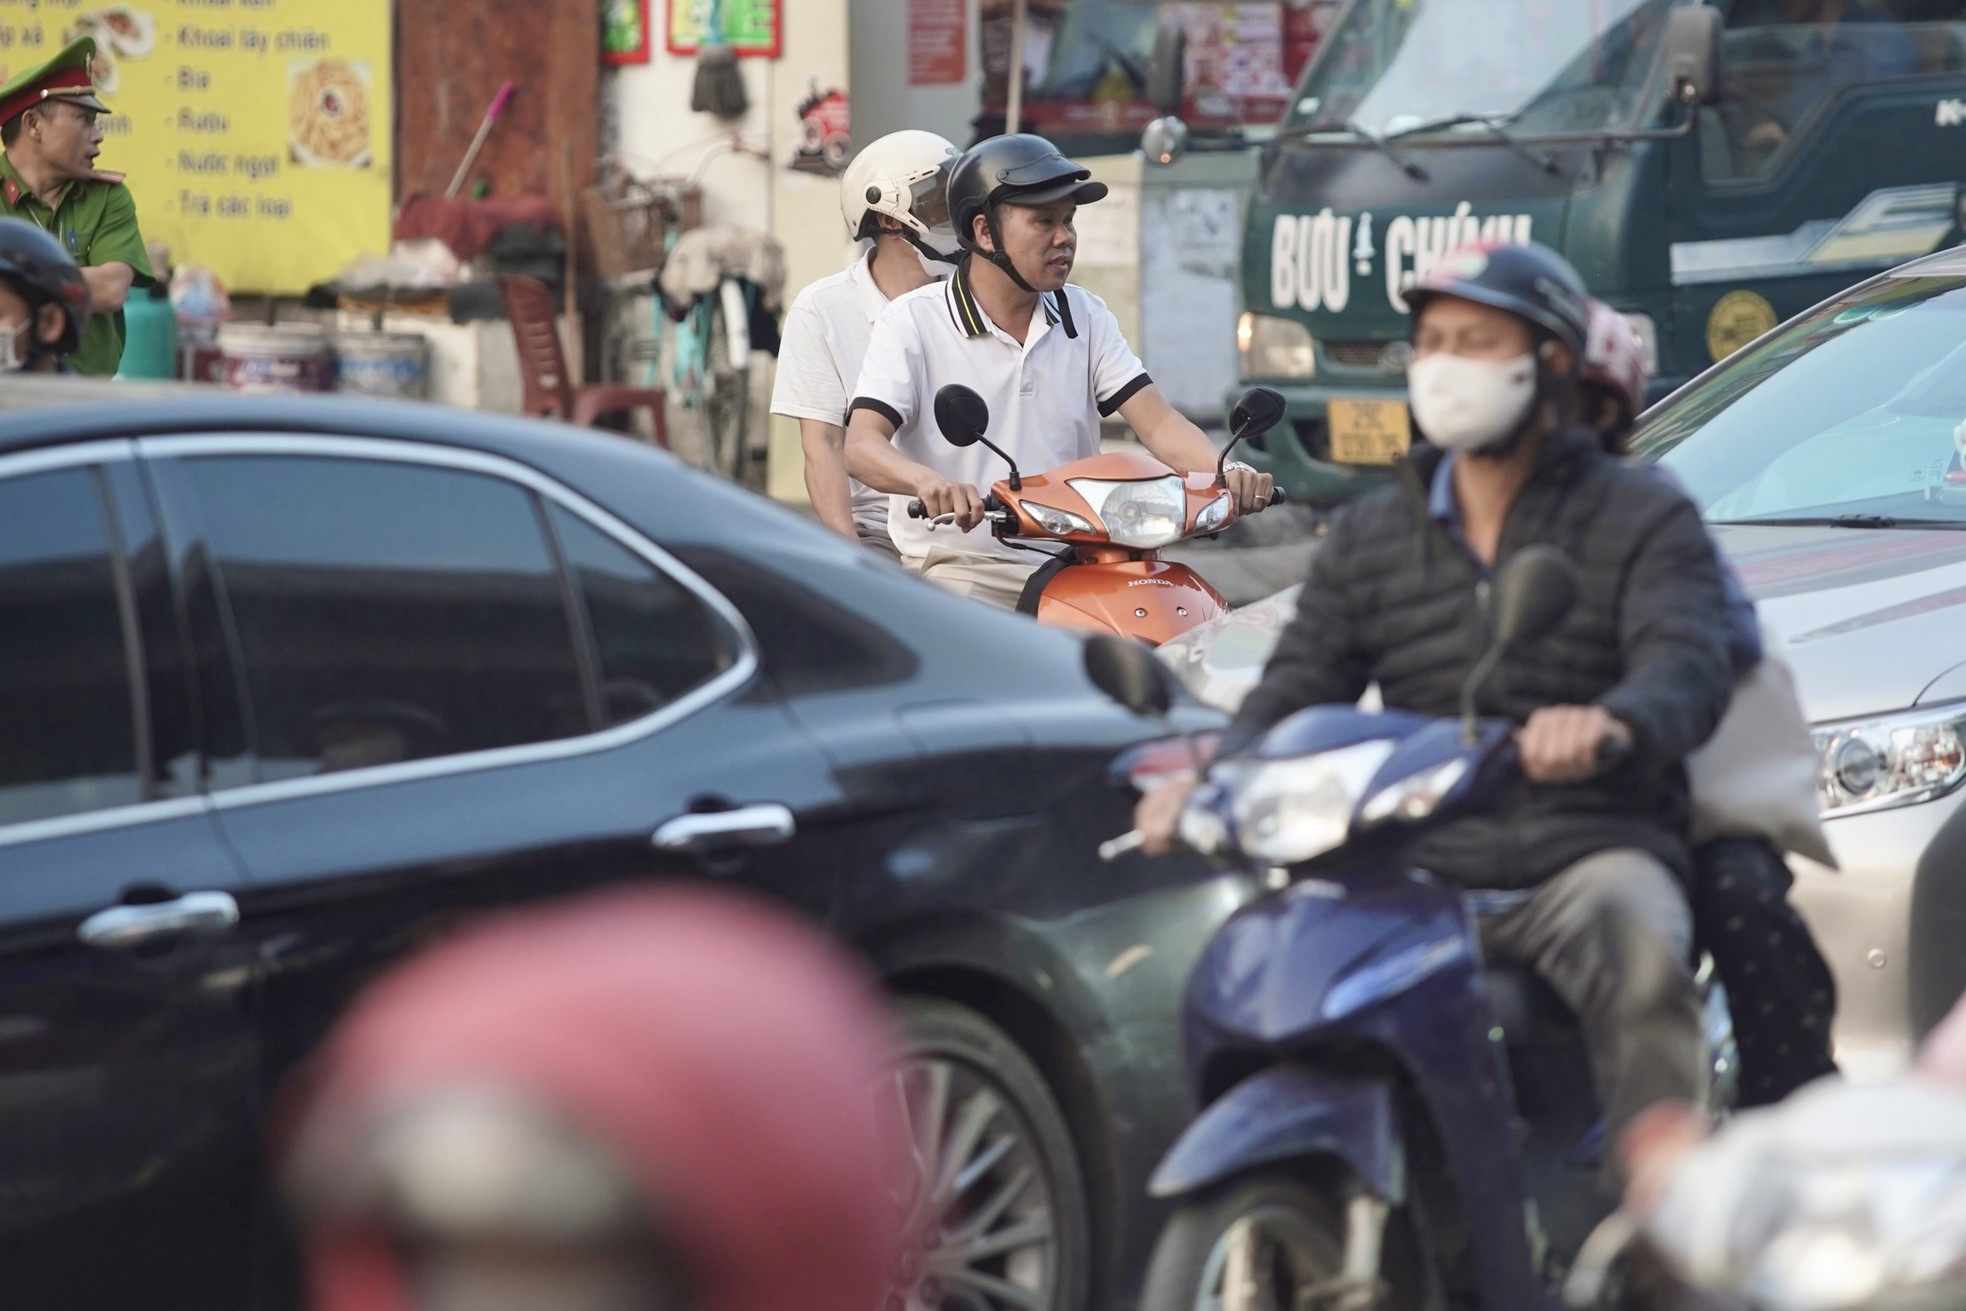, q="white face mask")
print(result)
[913,227,963,273]
[0,321,27,373]
[1407,352,1539,453]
